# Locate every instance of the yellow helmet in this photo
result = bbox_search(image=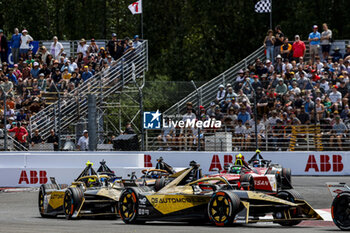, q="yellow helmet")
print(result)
[86,160,93,166]
[236,153,243,159]
[256,149,261,153]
